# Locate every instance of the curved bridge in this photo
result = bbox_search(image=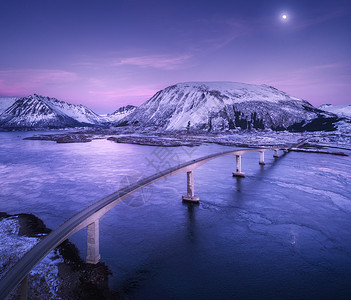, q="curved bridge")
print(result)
[0,143,304,298]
